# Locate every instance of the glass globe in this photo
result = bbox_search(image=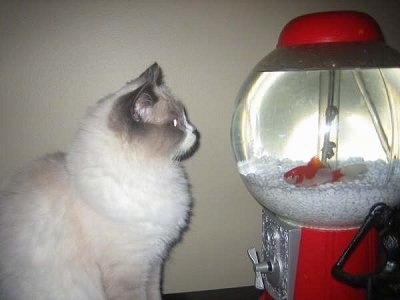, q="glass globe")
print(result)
[231,12,400,227]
